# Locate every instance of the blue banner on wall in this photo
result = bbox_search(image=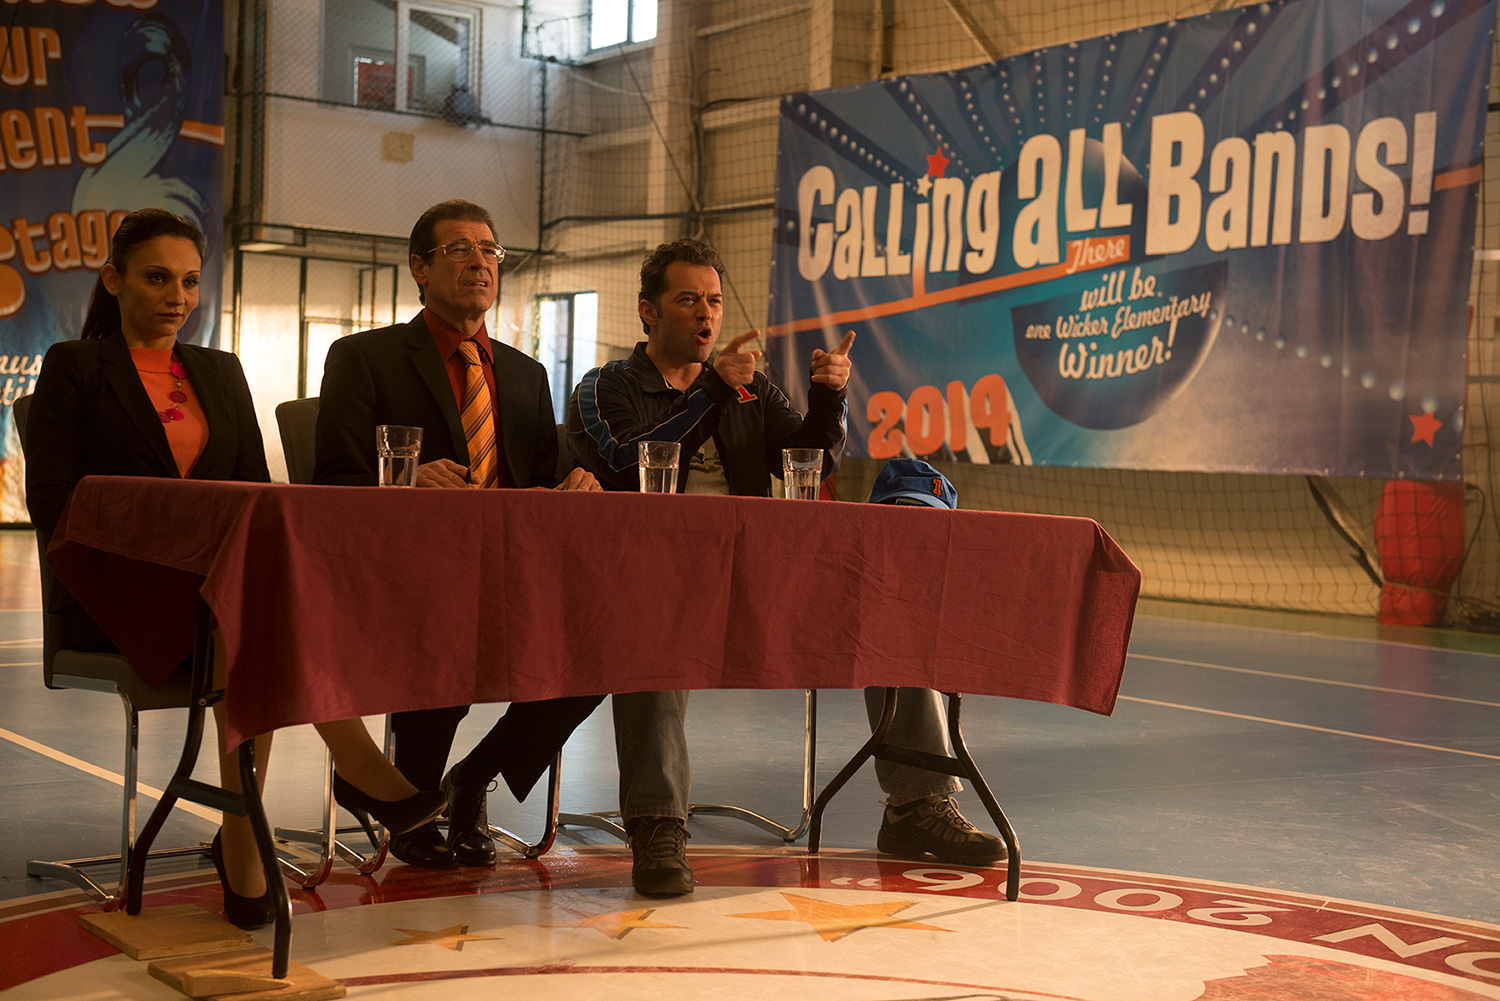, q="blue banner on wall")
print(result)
[766,0,1489,480]
[0,0,224,519]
